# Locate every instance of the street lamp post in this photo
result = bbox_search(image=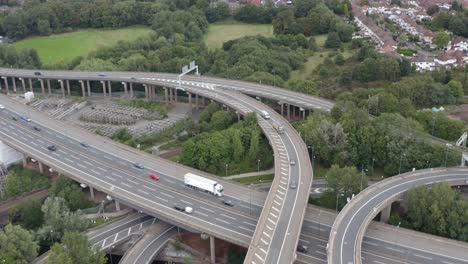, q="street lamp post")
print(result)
[257,159,261,172]
[335,192,344,213]
[110,245,115,264]
[360,167,368,192]
[225,164,228,177]
[249,183,252,216]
